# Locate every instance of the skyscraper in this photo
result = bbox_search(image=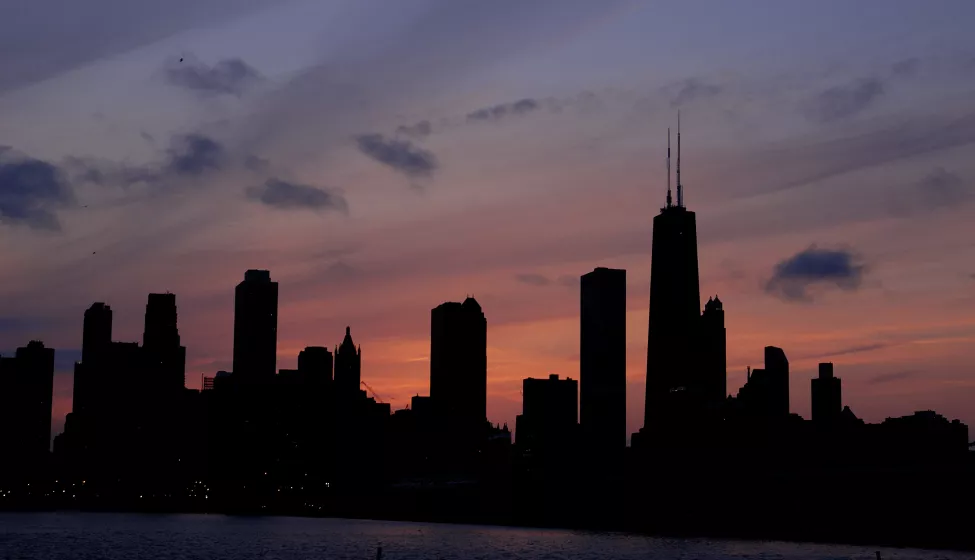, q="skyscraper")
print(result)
[233,270,279,381]
[0,341,55,470]
[580,267,627,451]
[298,346,333,385]
[517,374,578,453]
[644,121,702,433]
[74,302,113,415]
[700,296,727,410]
[811,362,841,425]
[143,293,186,390]
[334,327,361,395]
[430,297,487,432]
[765,346,790,417]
